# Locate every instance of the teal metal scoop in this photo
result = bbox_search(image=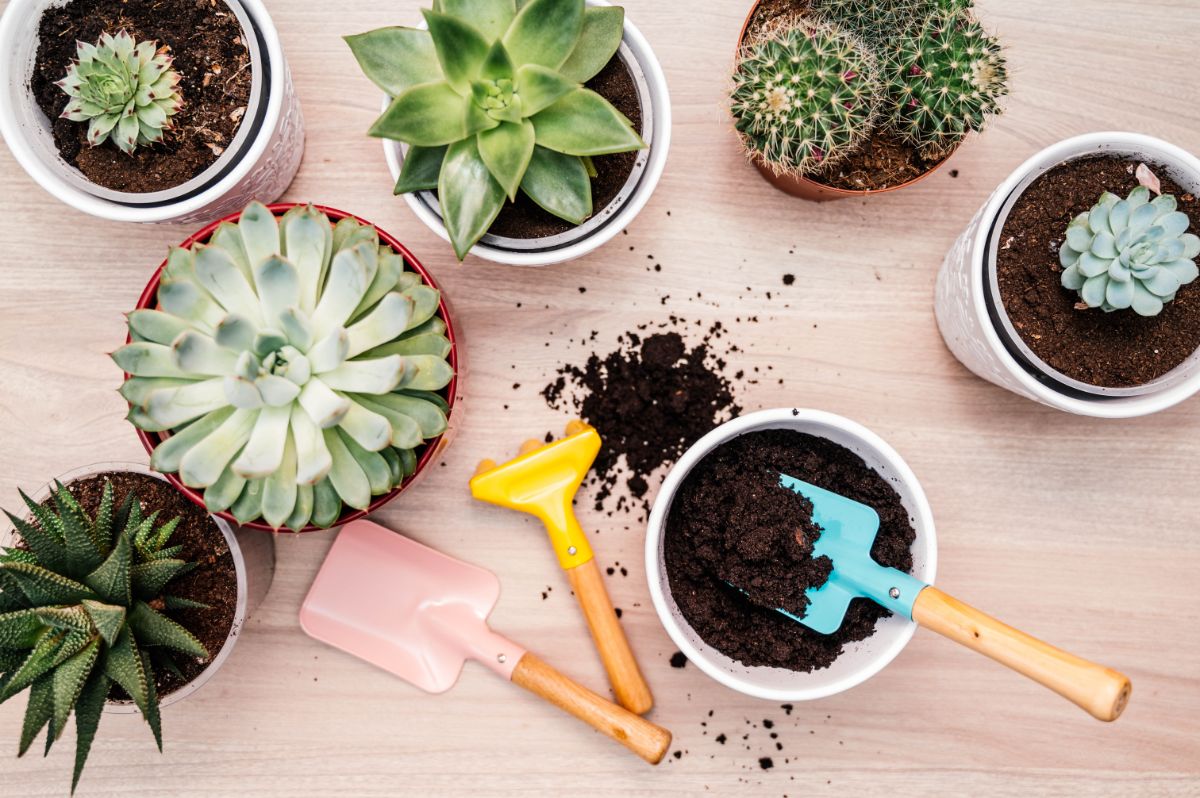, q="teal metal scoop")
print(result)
[748,473,1132,722]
